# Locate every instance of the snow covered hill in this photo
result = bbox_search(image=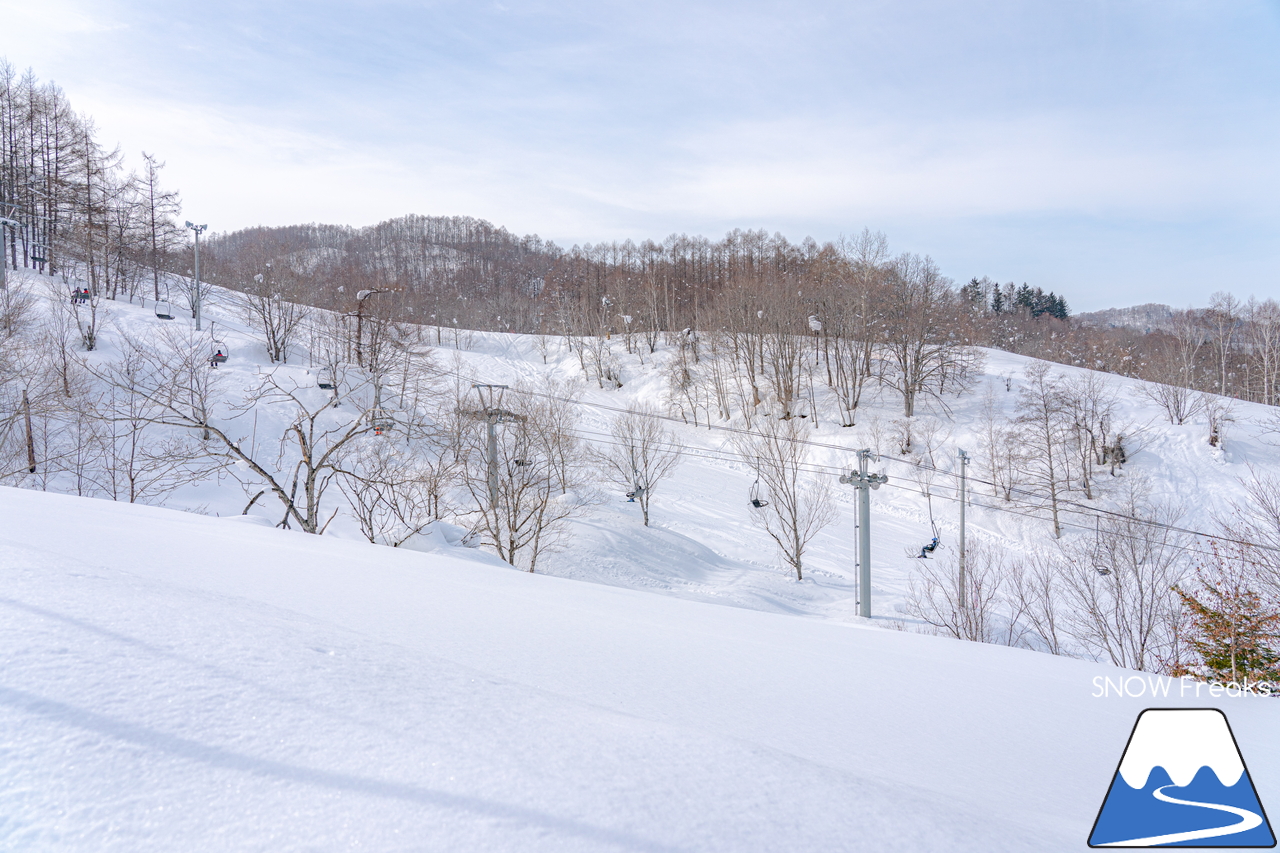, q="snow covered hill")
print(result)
[7,266,1277,634]
[3,485,1275,851]
[4,268,1280,850]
